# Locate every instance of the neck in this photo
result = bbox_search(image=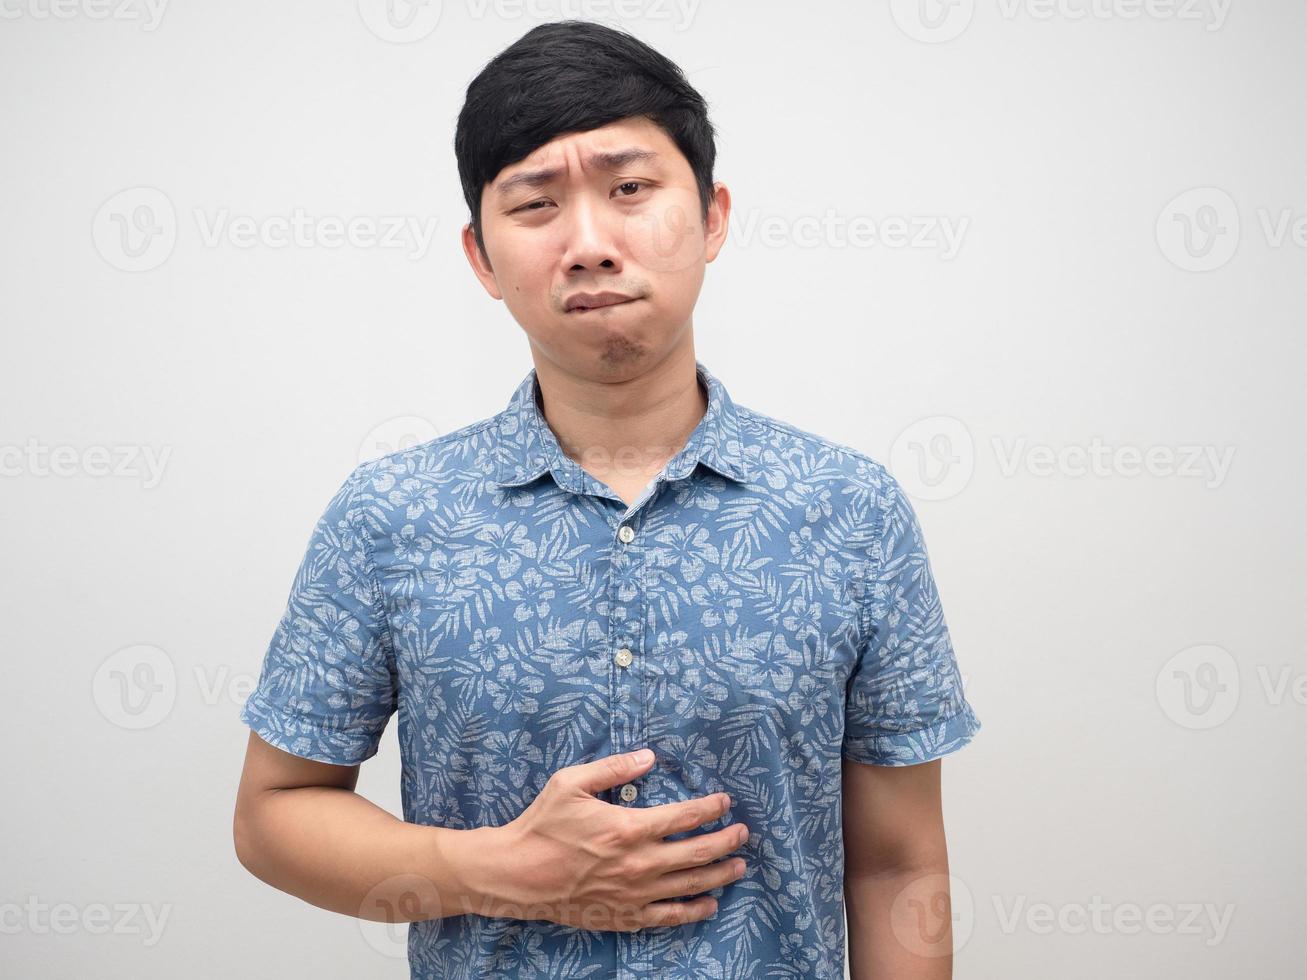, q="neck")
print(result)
[530,343,707,480]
